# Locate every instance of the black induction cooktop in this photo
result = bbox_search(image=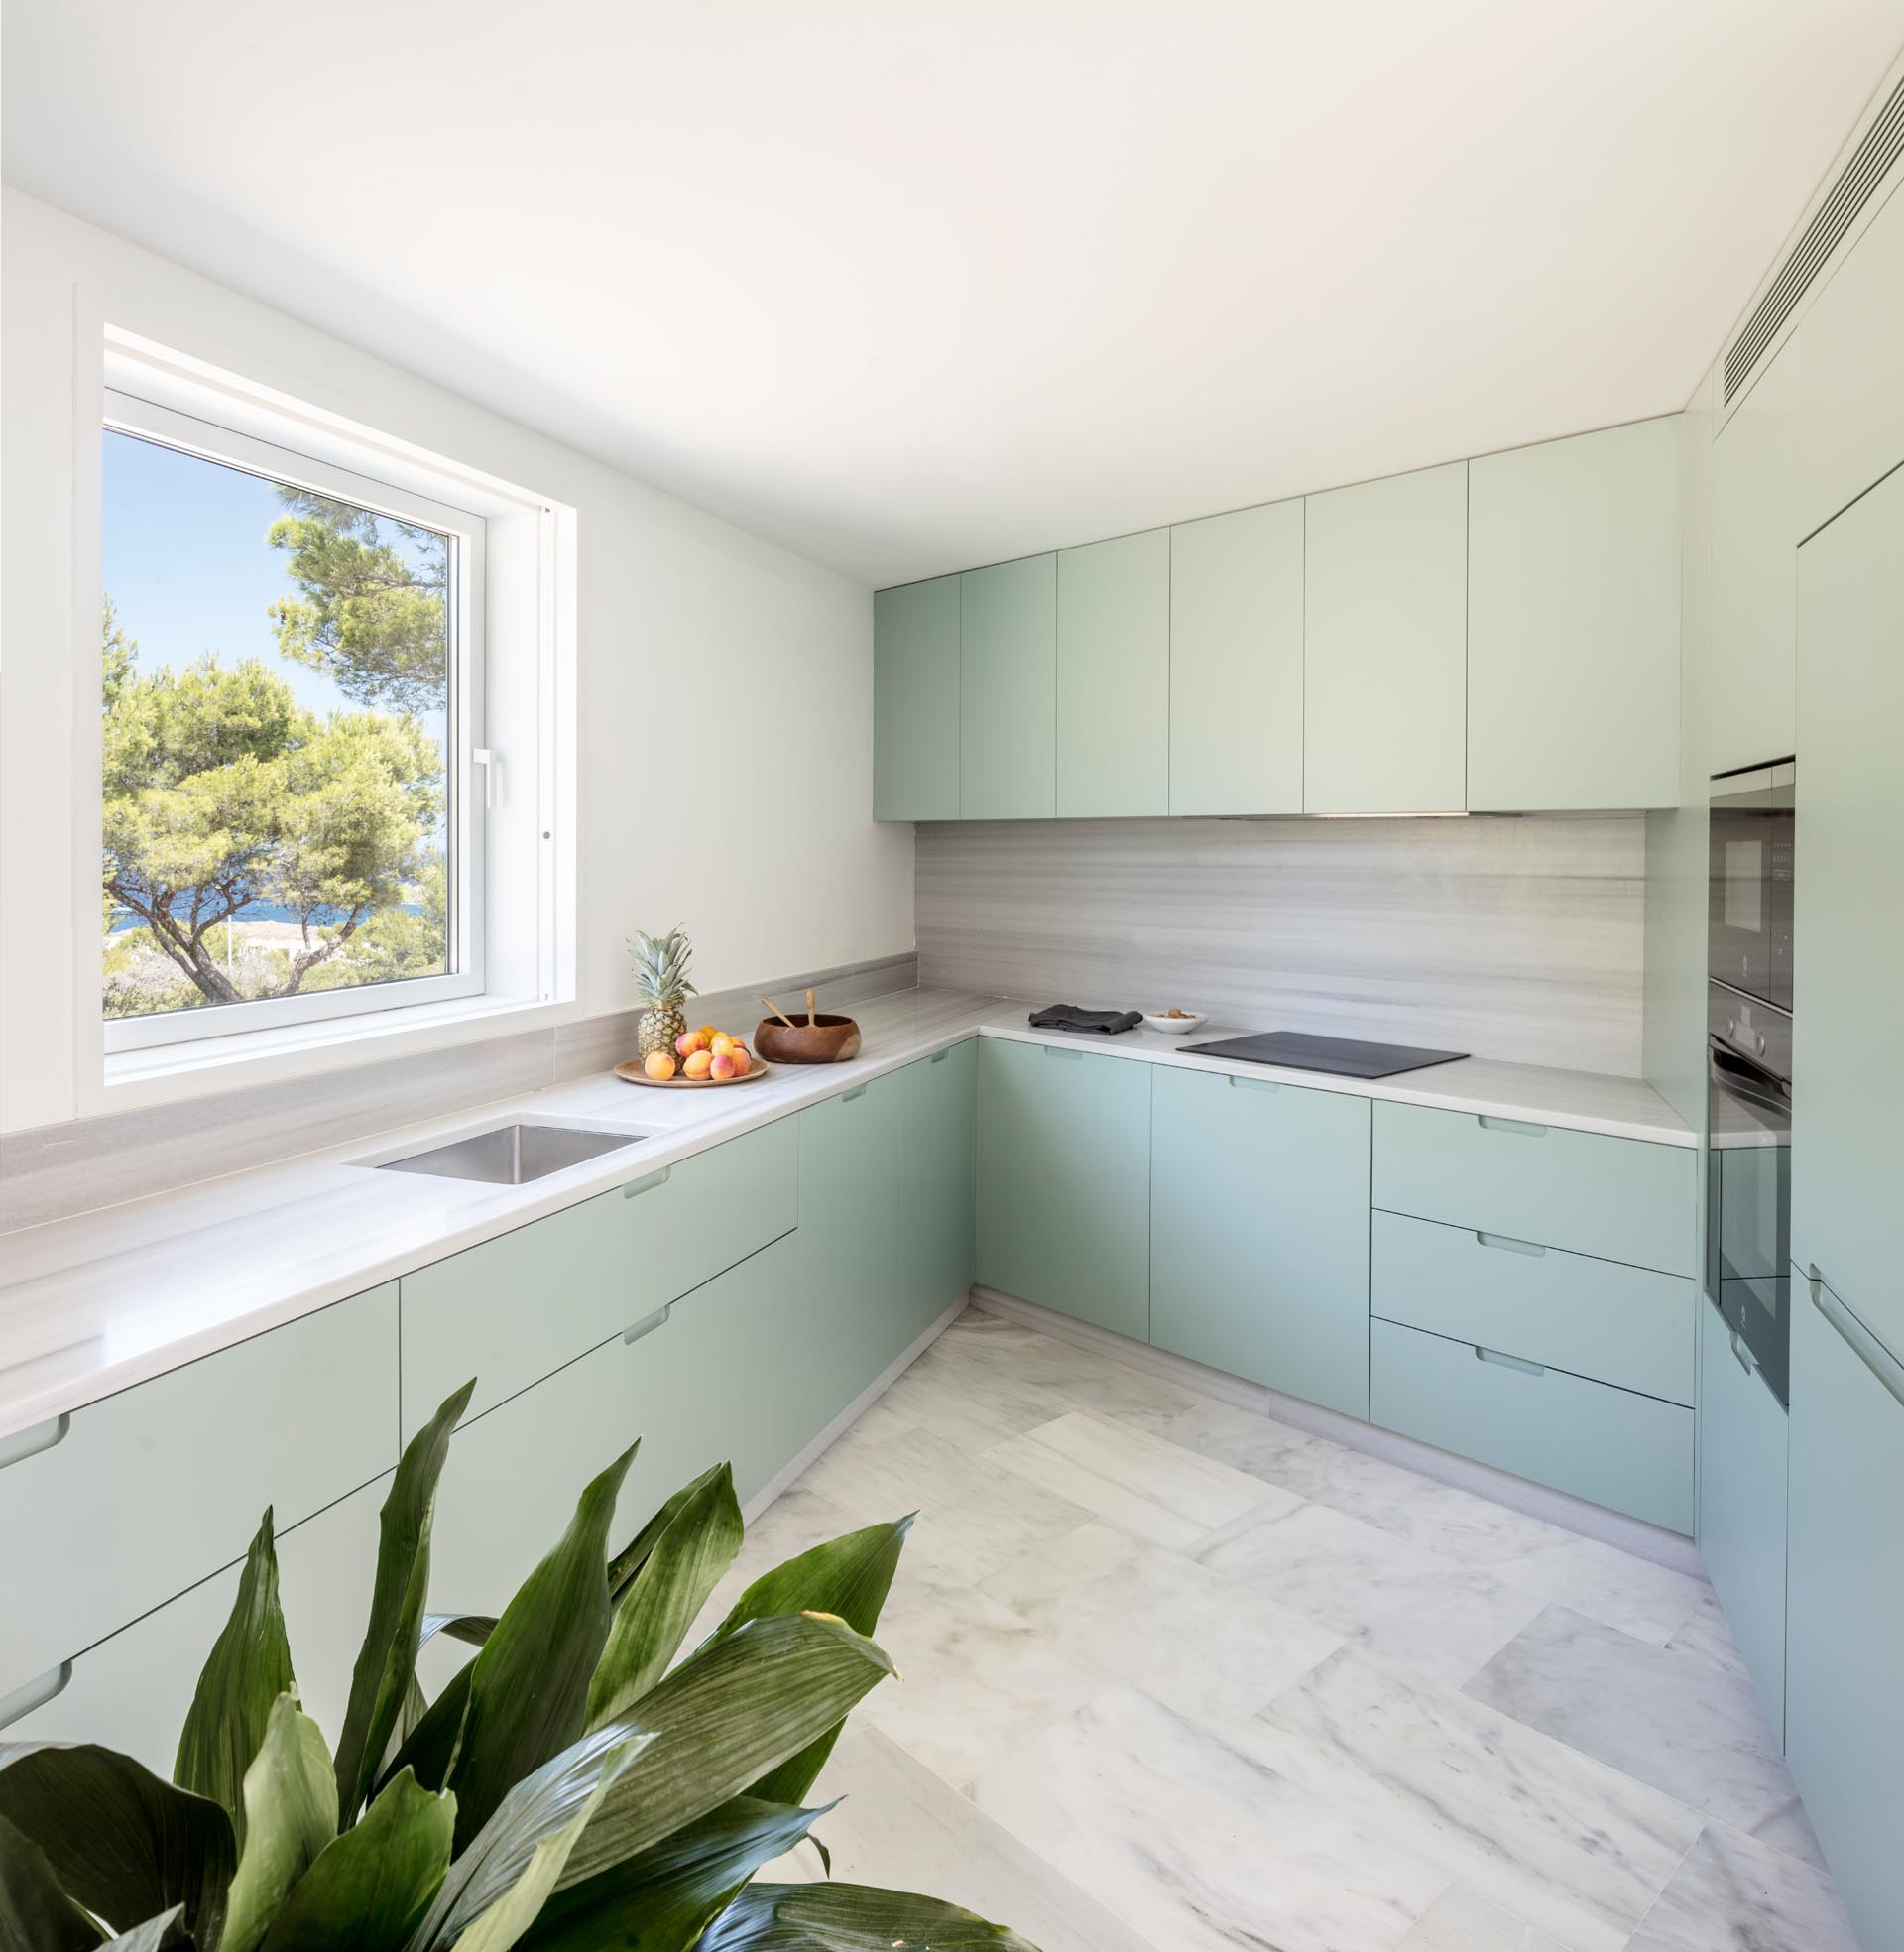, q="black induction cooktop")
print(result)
[1183,1032,1468,1079]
